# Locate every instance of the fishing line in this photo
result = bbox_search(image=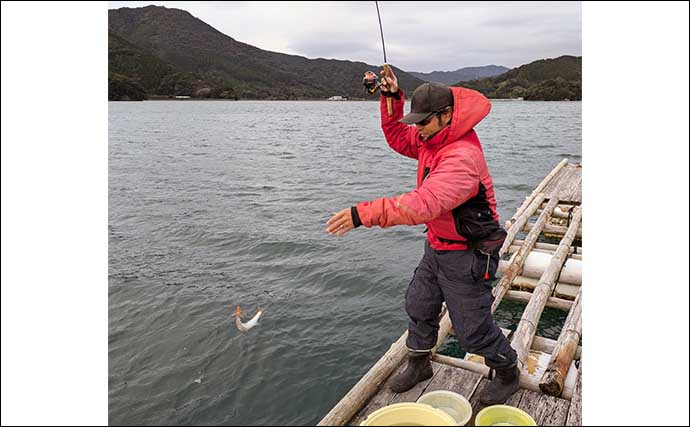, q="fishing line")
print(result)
[375,1,387,63]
